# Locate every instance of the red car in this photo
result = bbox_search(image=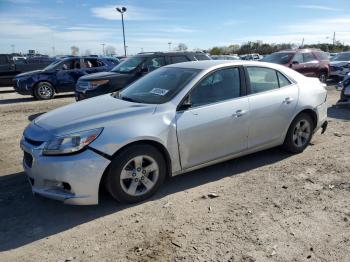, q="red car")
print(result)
[262,49,330,82]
